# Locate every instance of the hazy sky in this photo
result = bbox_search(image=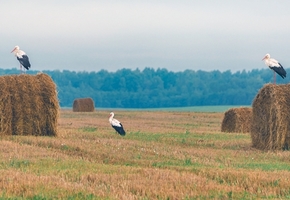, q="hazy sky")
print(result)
[1,1,290,72]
